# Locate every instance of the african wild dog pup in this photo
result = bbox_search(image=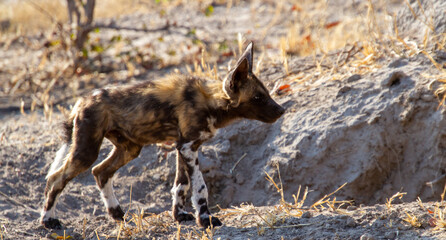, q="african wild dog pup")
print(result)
[41,42,285,229]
